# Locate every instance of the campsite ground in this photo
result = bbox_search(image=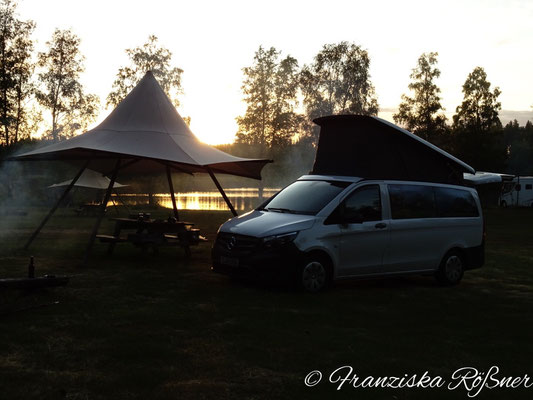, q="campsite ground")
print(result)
[0,207,532,399]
